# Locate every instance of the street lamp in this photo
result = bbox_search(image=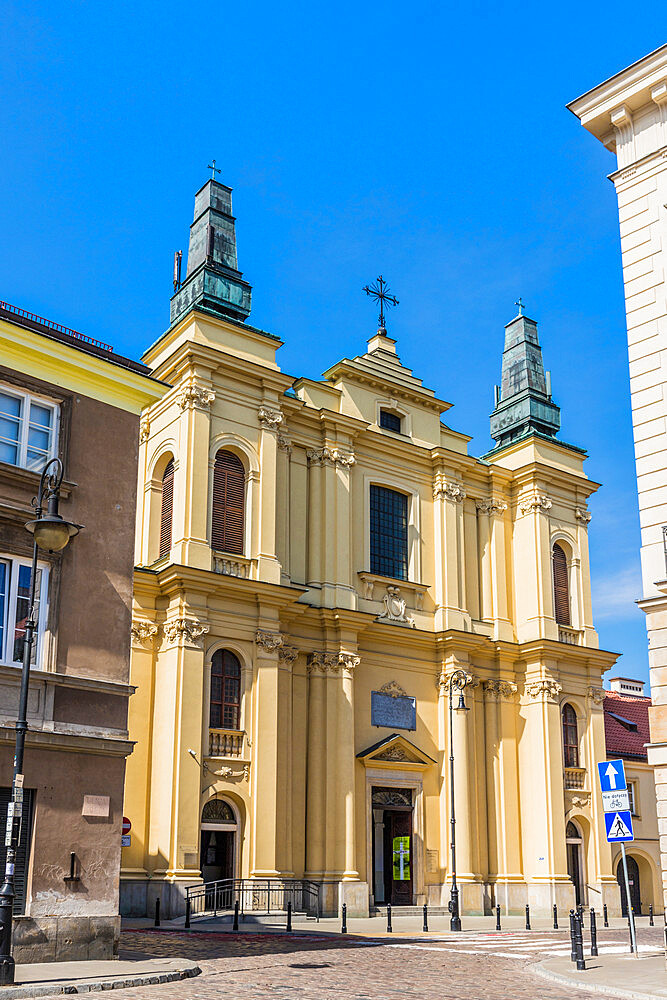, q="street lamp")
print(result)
[0,458,81,985]
[448,668,470,932]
